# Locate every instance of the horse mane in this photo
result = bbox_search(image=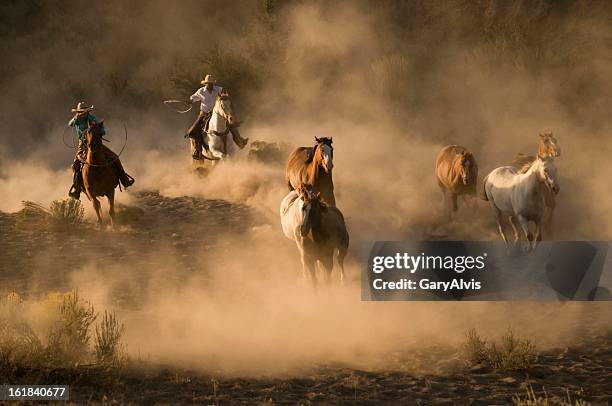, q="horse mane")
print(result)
[517,161,533,174]
[306,137,333,163]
